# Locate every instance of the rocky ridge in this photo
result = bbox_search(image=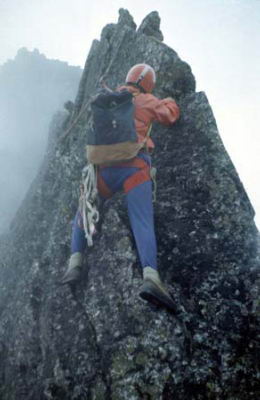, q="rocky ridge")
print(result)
[0,9,259,400]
